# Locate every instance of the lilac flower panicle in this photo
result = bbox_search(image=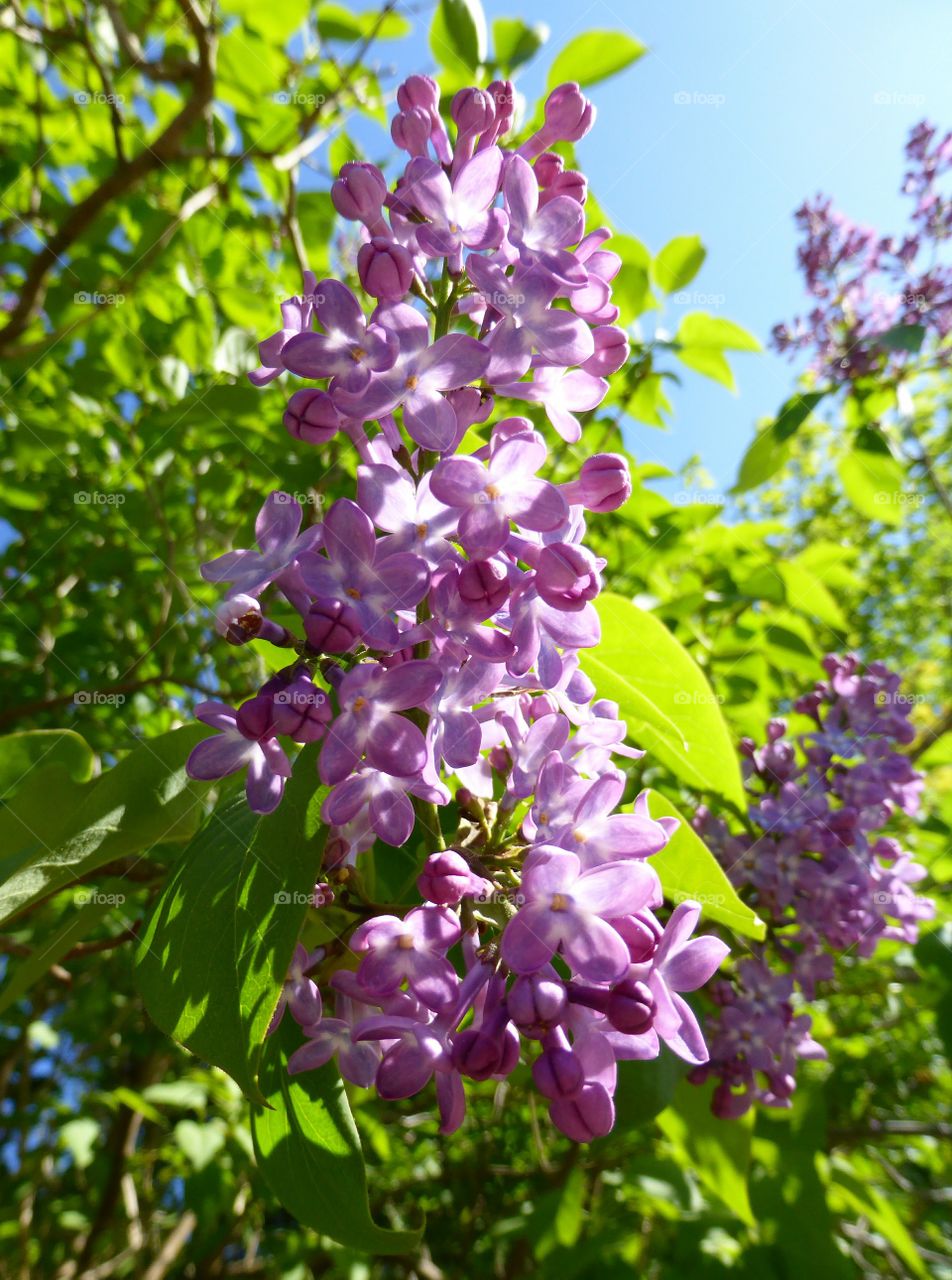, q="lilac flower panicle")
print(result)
[690,654,933,1117]
[188,76,731,1141]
